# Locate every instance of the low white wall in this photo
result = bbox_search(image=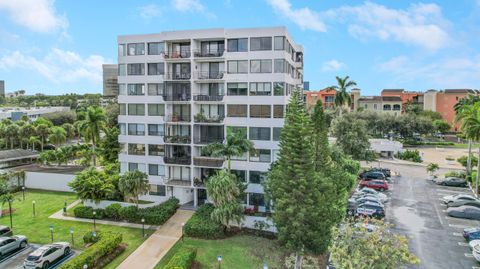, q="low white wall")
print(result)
[84,199,158,209]
[25,171,75,192]
[232,216,277,233]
